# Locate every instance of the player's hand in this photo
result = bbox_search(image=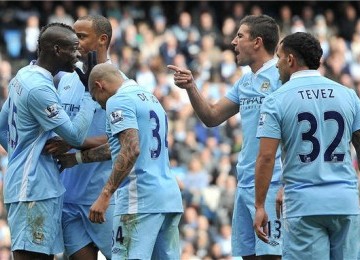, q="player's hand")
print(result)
[254,207,269,243]
[75,51,97,91]
[54,153,78,172]
[44,136,72,156]
[167,65,196,90]
[89,193,111,223]
[276,186,284,219]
